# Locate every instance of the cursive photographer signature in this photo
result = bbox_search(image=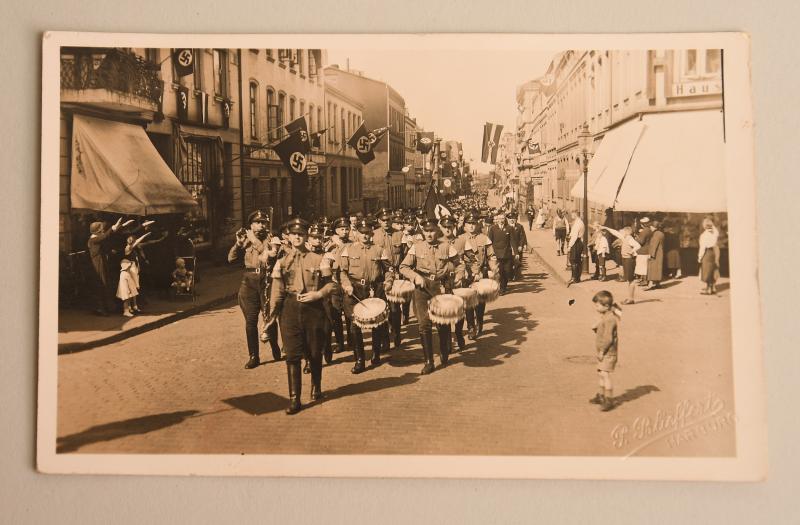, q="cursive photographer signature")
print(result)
[610,392,735,457]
